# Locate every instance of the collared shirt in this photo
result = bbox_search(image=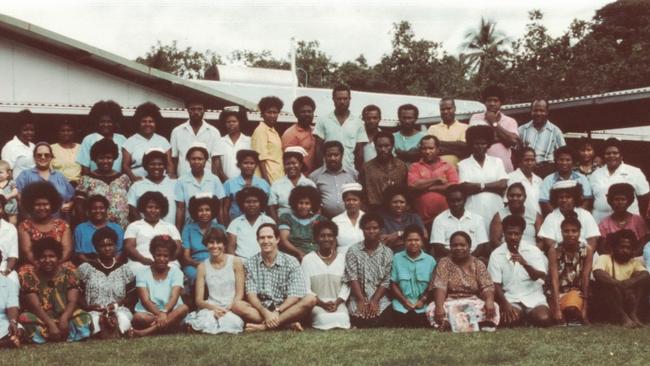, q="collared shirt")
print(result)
[268,174,316,217]
[135,266,184,312]
[539,171,593,203]
[127,176,178,224]
[309,166,358,218]
[589,163,650,223]
[332,211,365,249]
[213,134,252,180]
[469,113,519,172]
[507,168,542,214]
[181,221,226,261]
[430,209,487,250]
[51,143,81,183]
[343,242,393,314]
[518,120,566,163]
[244,251,307,308]
[427,121,468,167]
[74,221,125,255]
[174,172,226,223]
[459,155,508,231]
[124,219,181,274]
[487,243,548,308]
[170,120,222,176]
[223,175,271,219]
[281,124,317,172]
[538,207,600,244]
[1,135,34,179]
[122,133,171,178]
[390,250,436,314]
[360,157,408,206]
[76,132,127,172]
[408,159,459,223]
[593,254,647,281]
[226,214,275,258]
[251,122,284,184]
[314,111,368,170]
[16,168,75,202]
[393,131,426,154]
[0,219,18,272]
